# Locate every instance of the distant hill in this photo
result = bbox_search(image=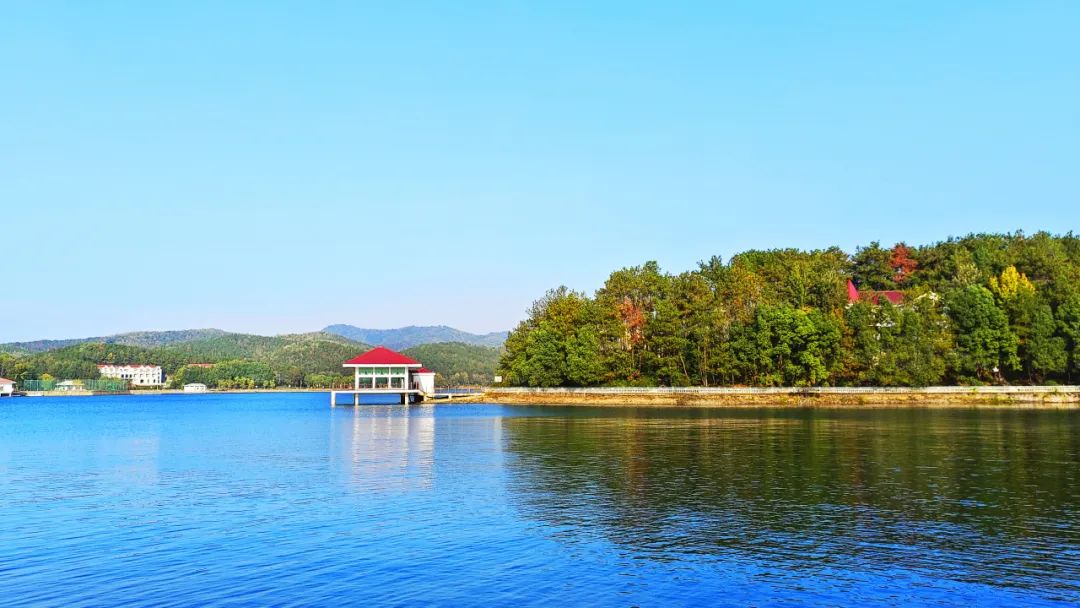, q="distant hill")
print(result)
[0,329,230,354]
[162,332,369,374]
[0,332,372,385]
[402,342,502,385]
[323,325,508,350]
